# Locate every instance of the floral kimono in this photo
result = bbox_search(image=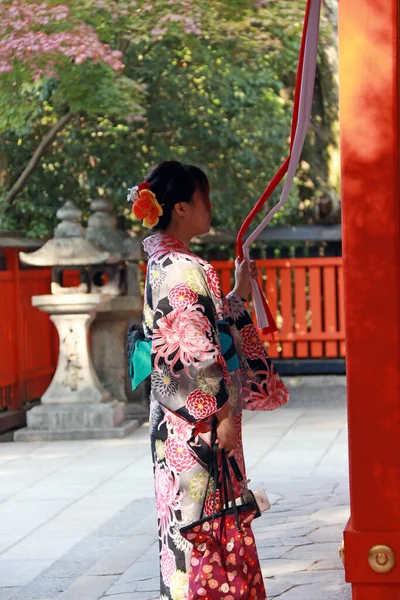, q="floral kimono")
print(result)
[142,233,289,600]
